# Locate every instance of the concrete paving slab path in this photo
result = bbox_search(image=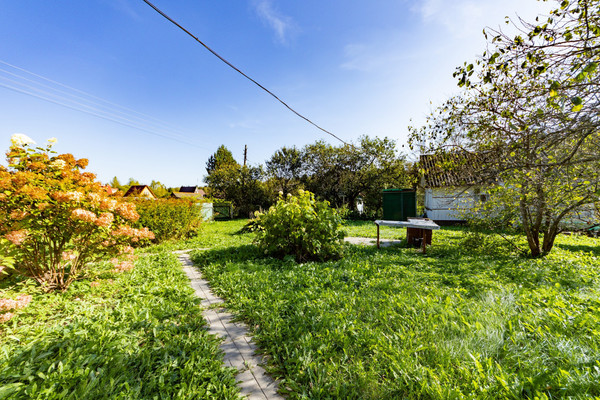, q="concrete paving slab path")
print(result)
[344,236,403,247]
[174,250,284,400]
